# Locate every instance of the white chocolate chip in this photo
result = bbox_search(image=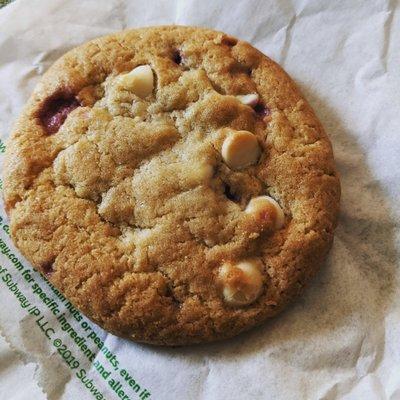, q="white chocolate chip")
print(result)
[245,195,285,230]
[221,130,261,170]
[116,65,154,98]
[236,93,259,107]
[219,259,264,306]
